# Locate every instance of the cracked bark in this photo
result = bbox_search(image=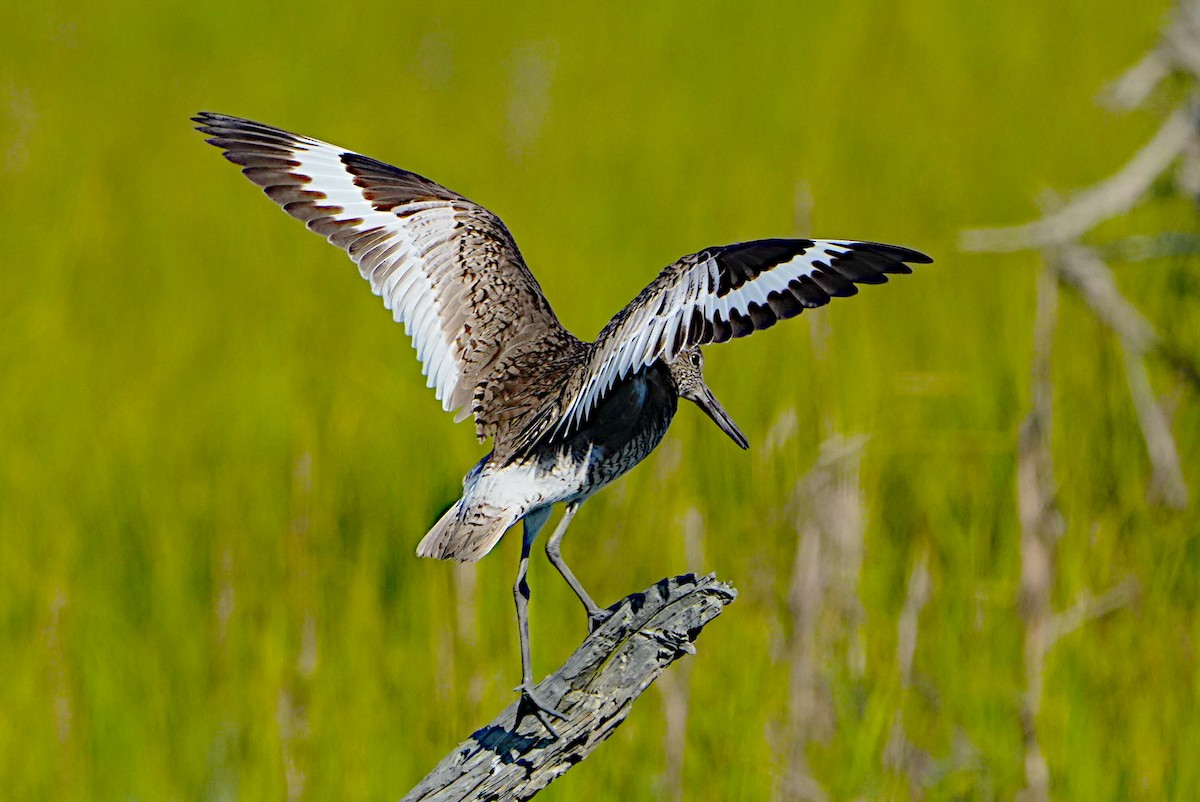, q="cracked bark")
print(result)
[401,573,736,802]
